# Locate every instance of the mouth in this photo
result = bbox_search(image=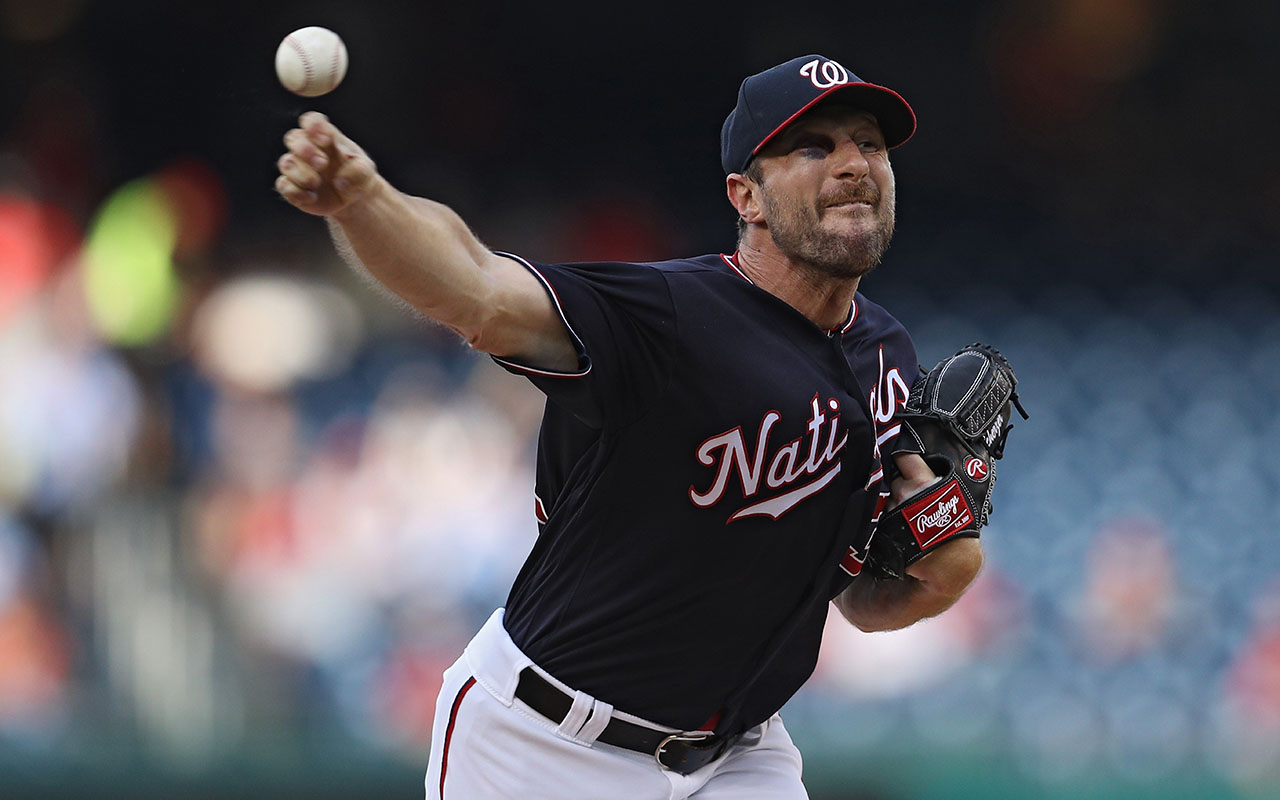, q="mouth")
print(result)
[823,200,875,213]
